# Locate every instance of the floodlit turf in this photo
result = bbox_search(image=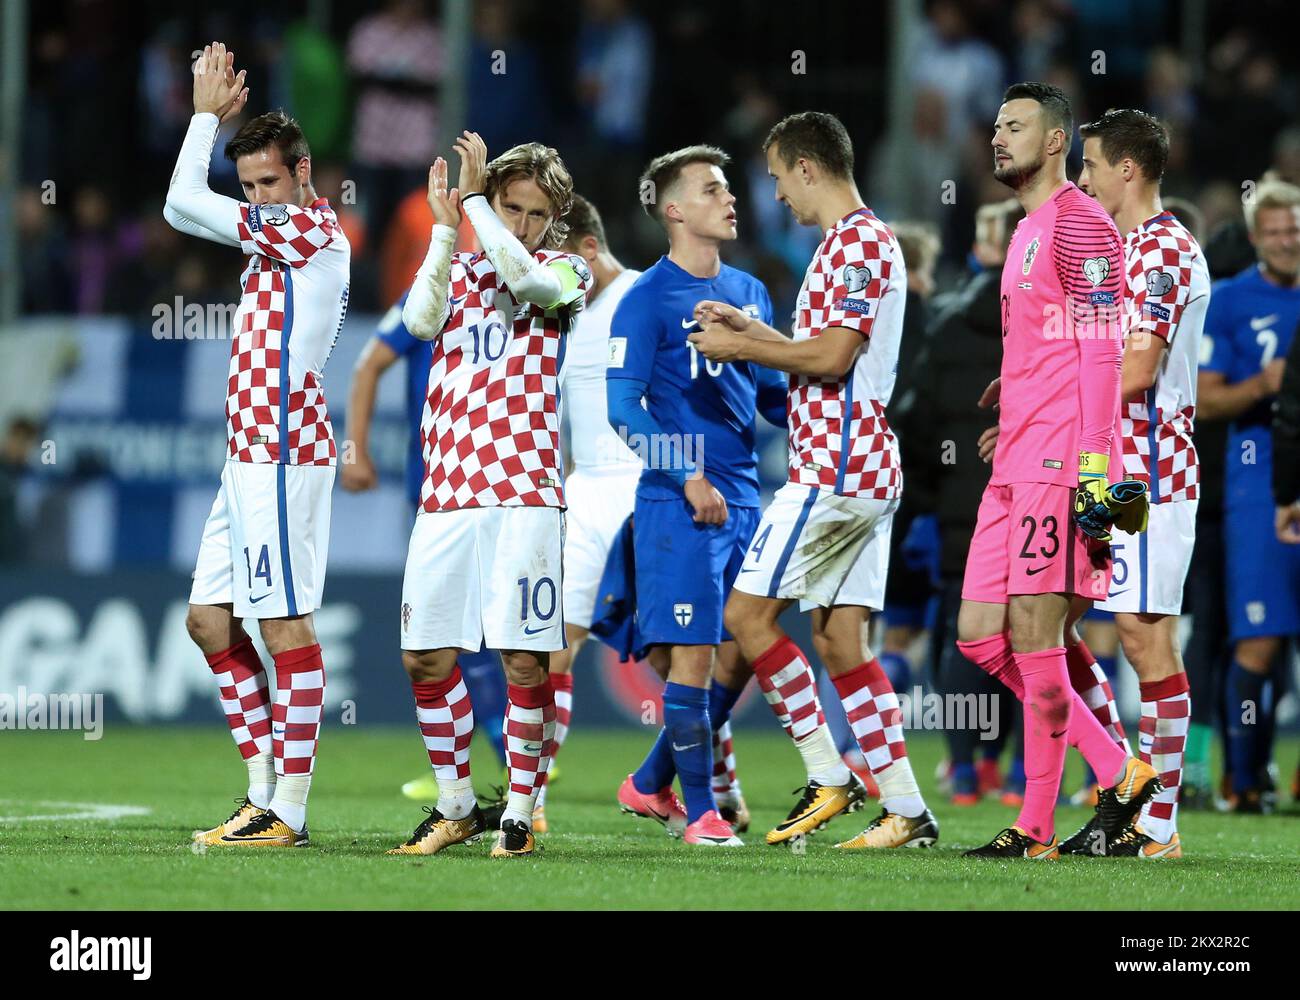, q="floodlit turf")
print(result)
[2,727,1297,910]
